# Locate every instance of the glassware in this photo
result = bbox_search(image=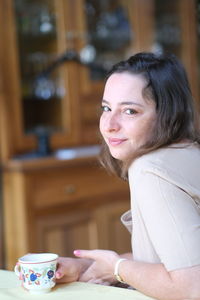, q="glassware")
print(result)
[84,0,134,80]
[153,0,181,56]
